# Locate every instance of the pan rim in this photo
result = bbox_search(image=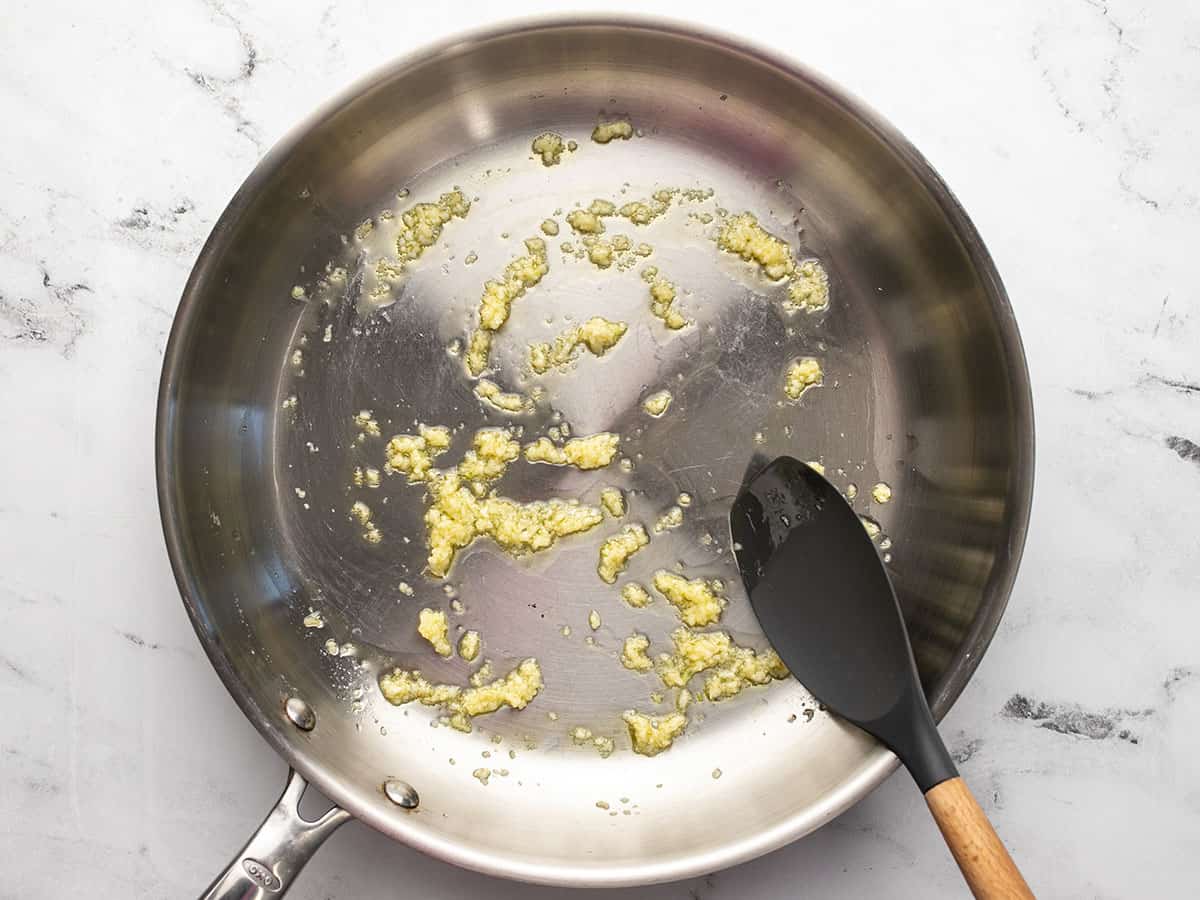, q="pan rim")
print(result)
[155,12,1035,887]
